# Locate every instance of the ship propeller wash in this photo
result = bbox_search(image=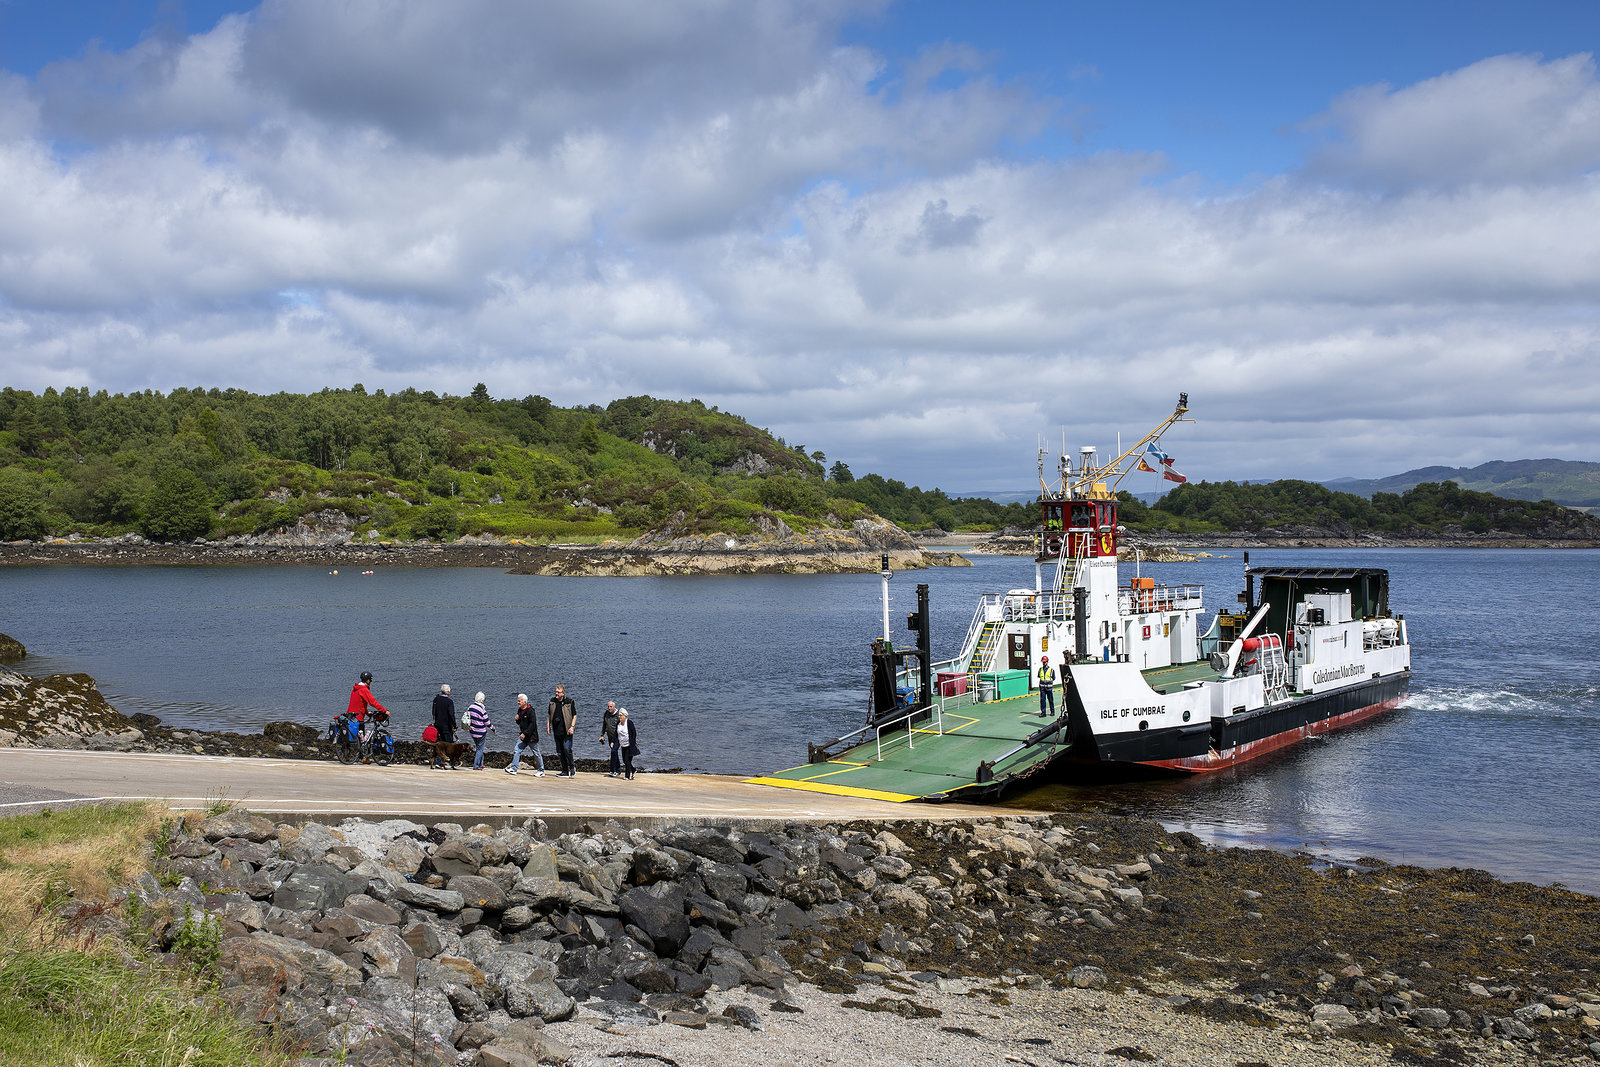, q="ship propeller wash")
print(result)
[749,394,1412,802]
